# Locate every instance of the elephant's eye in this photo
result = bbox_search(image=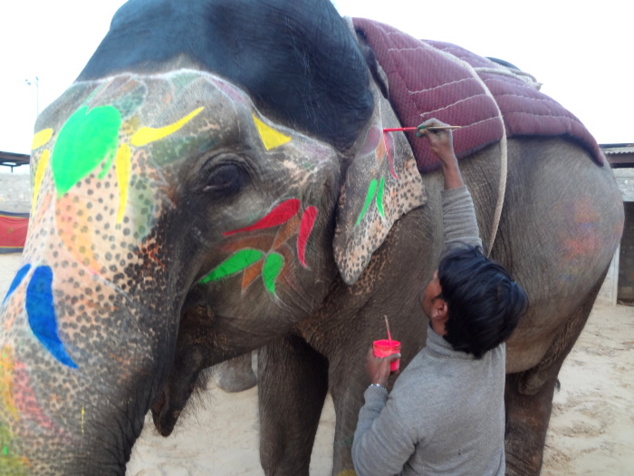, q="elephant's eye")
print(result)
[202,161,249,196]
